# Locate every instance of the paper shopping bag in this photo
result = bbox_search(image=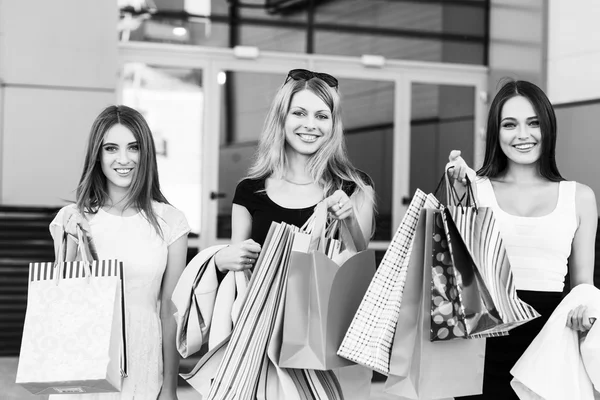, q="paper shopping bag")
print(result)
[16,230,126,395]
[279,203,376,370]
[337,190,431,375]
[385,208,485,399]
[430,209,502,341]
[449,205,540,335]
